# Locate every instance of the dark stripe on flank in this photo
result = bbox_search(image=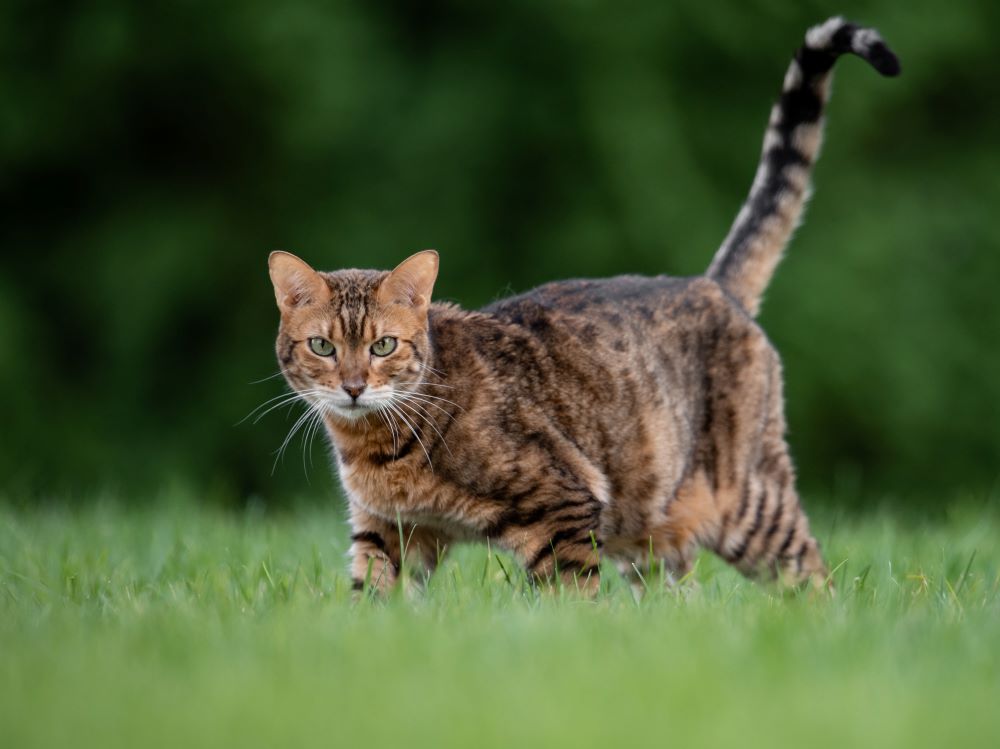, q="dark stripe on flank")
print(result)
[556,559,601,578]
[527,527,595,571]
[486,495,600,538]
[496,499,577,533]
